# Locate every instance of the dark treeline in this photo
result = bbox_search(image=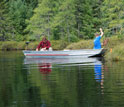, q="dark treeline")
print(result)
[0,0,124,42]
